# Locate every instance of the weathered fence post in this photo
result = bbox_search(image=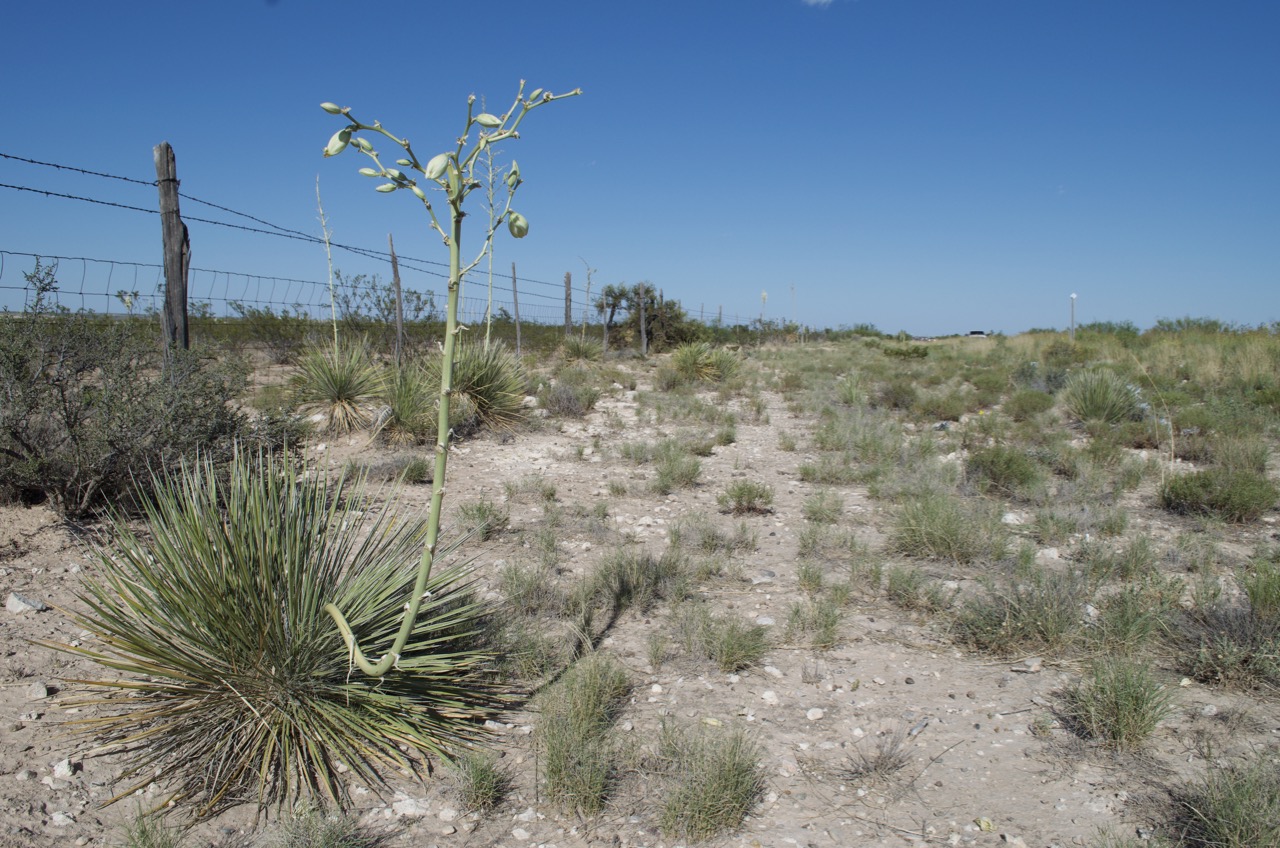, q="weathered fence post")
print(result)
[563,271,572,338]
[154,142,189,356]
[511,261,522,358]
[389,233,404,366]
